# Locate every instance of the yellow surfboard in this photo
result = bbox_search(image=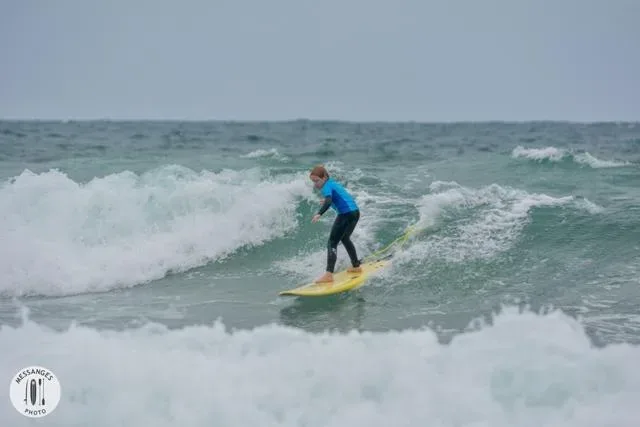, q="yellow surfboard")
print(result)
[278,259,389,297]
